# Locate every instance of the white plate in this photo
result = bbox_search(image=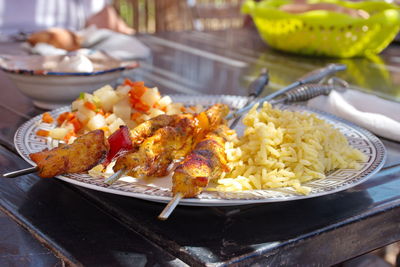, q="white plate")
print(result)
[14,95,386,206]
